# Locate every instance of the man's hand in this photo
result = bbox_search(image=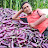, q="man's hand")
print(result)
[28,23,35,28]
[20,9,24,12]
